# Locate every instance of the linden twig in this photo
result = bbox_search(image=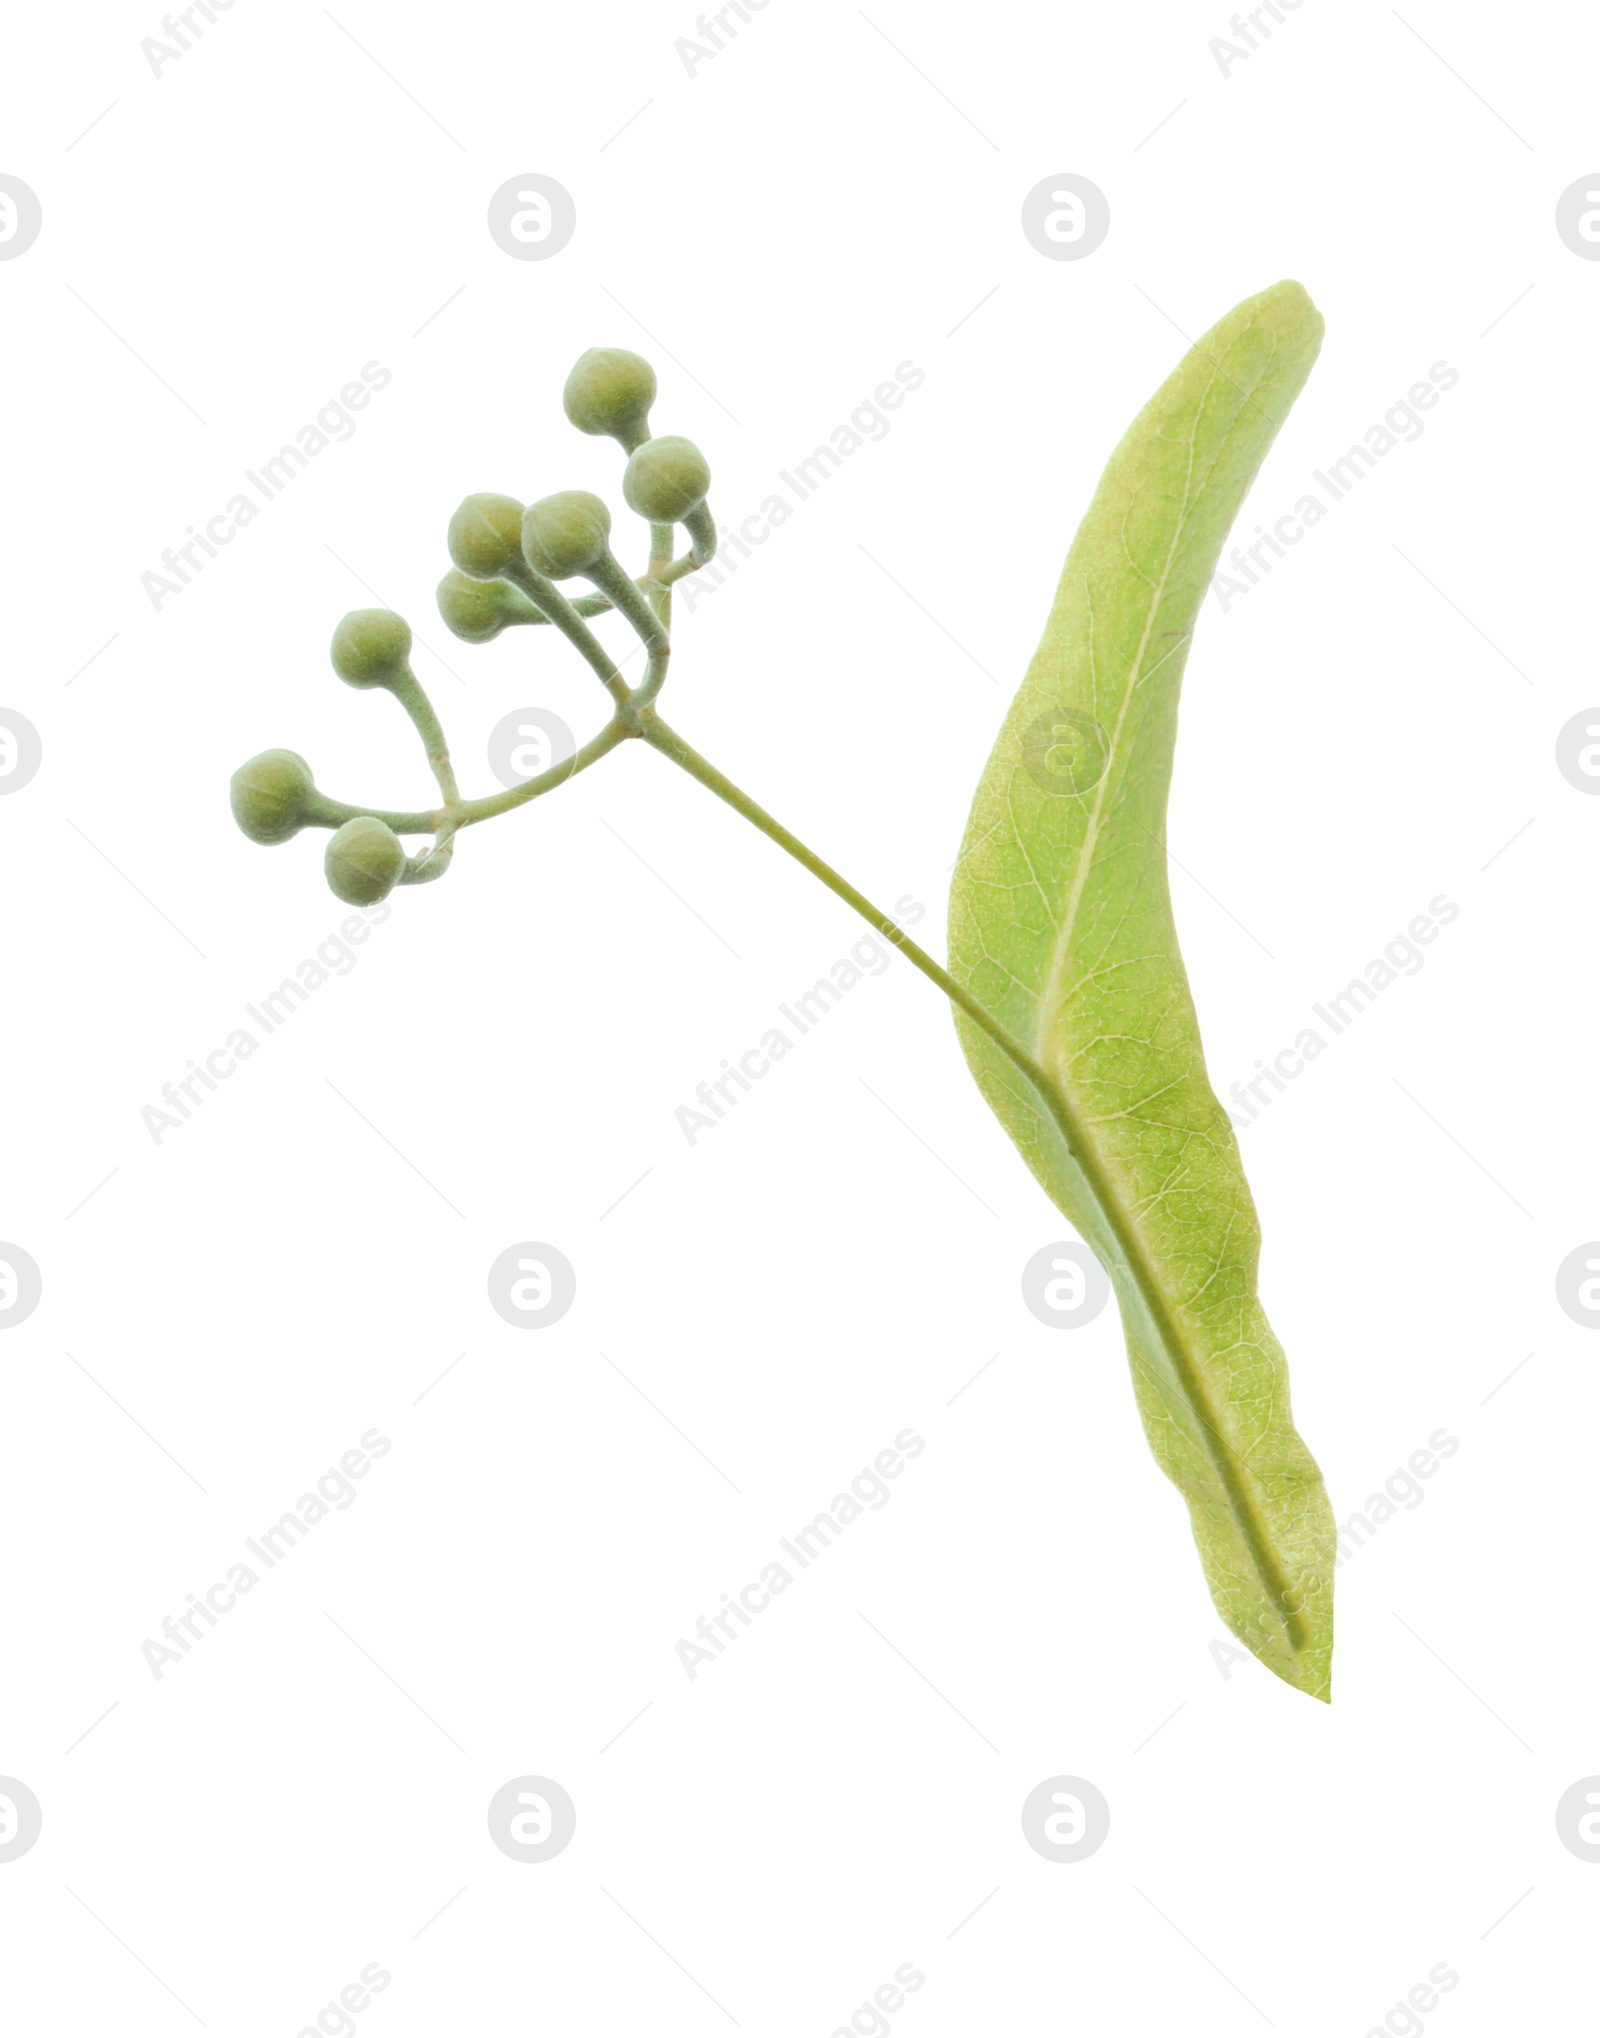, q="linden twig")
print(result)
[451,720,629,828]
[226,311,1339,1700]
